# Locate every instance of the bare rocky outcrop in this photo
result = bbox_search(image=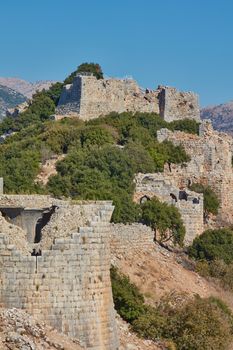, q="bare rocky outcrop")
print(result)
[0,77,57,99]
[201,101,233,135]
